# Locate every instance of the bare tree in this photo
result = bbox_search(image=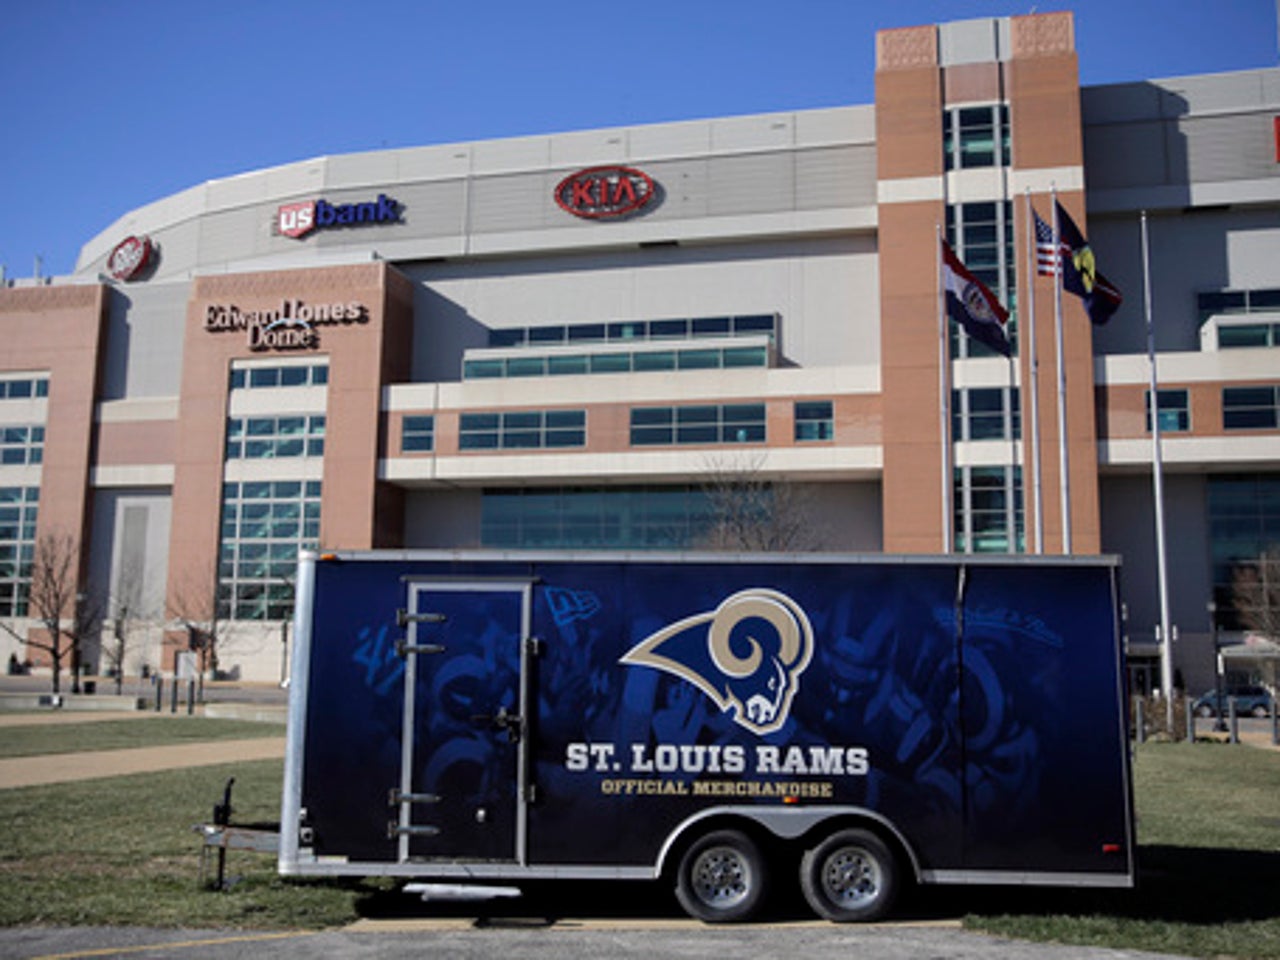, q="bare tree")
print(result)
[697,454,824,552]
[168,565,234,686]
[102,556,148,694]
[0,531,101,694]
[1231,548,1280,641]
